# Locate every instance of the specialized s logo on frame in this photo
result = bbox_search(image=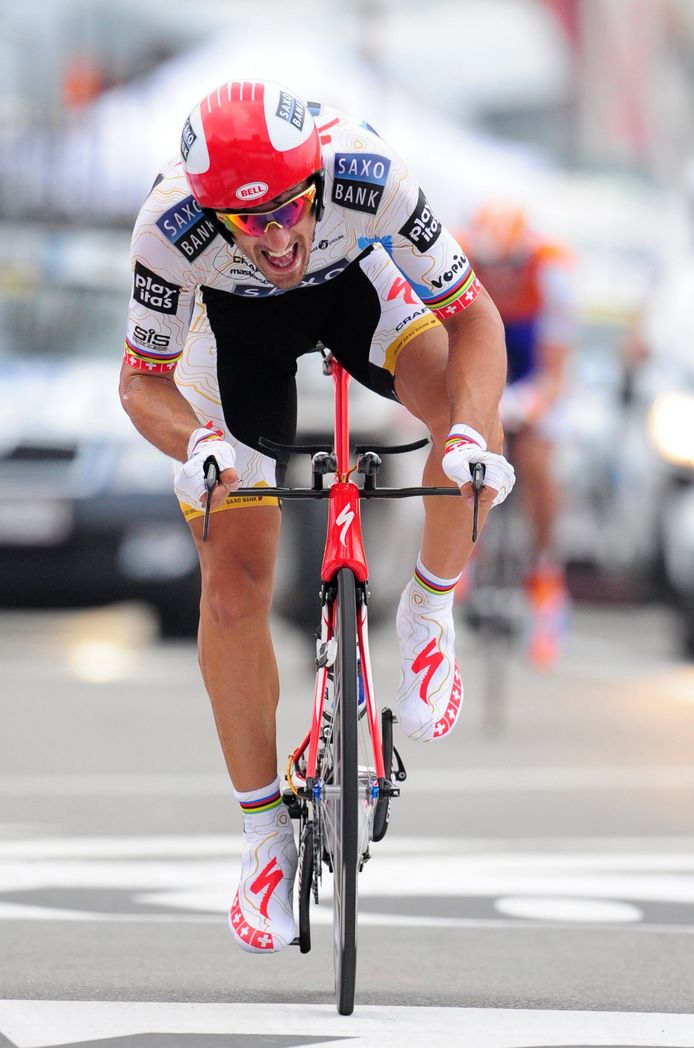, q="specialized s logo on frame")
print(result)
[336,504,355,546]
